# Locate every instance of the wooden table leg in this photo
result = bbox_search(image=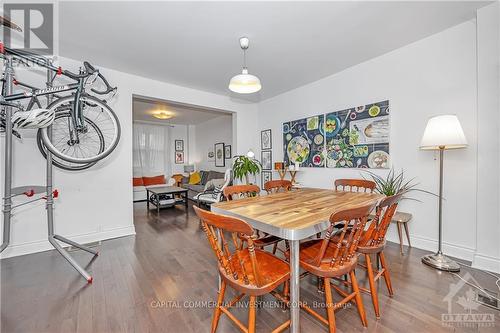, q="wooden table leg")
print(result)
[289,240,300,333]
